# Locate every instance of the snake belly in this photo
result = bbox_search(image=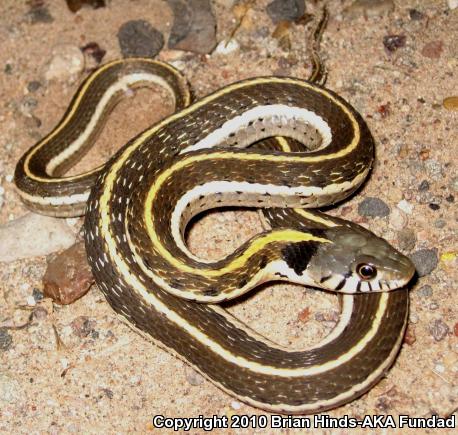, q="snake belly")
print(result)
[14,58,410,413]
